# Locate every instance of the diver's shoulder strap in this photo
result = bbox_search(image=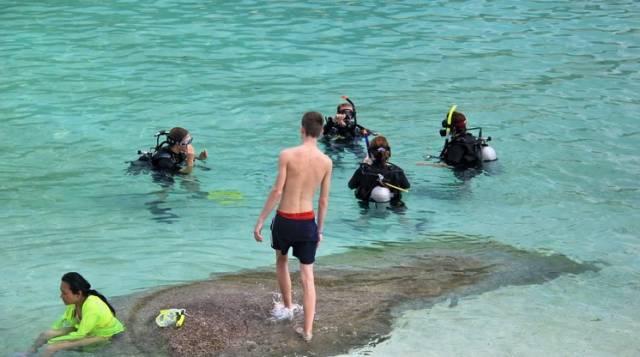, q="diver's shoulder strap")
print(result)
[152,149,173,161]
[384,162,405,173]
